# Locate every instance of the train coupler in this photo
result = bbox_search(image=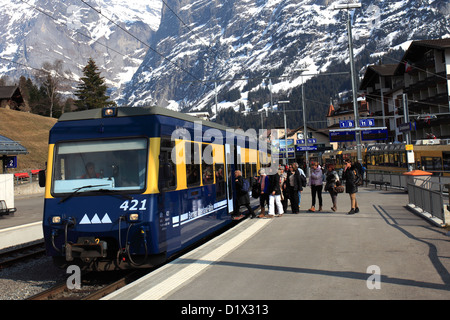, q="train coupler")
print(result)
[65,237,107,263]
